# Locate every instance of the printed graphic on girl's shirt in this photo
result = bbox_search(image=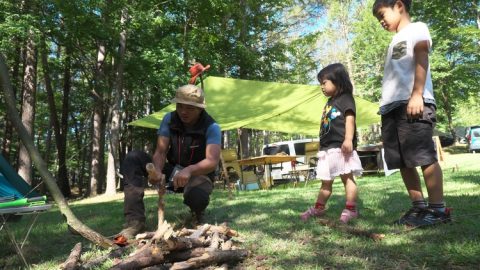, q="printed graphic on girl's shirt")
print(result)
[320,104,341,139]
